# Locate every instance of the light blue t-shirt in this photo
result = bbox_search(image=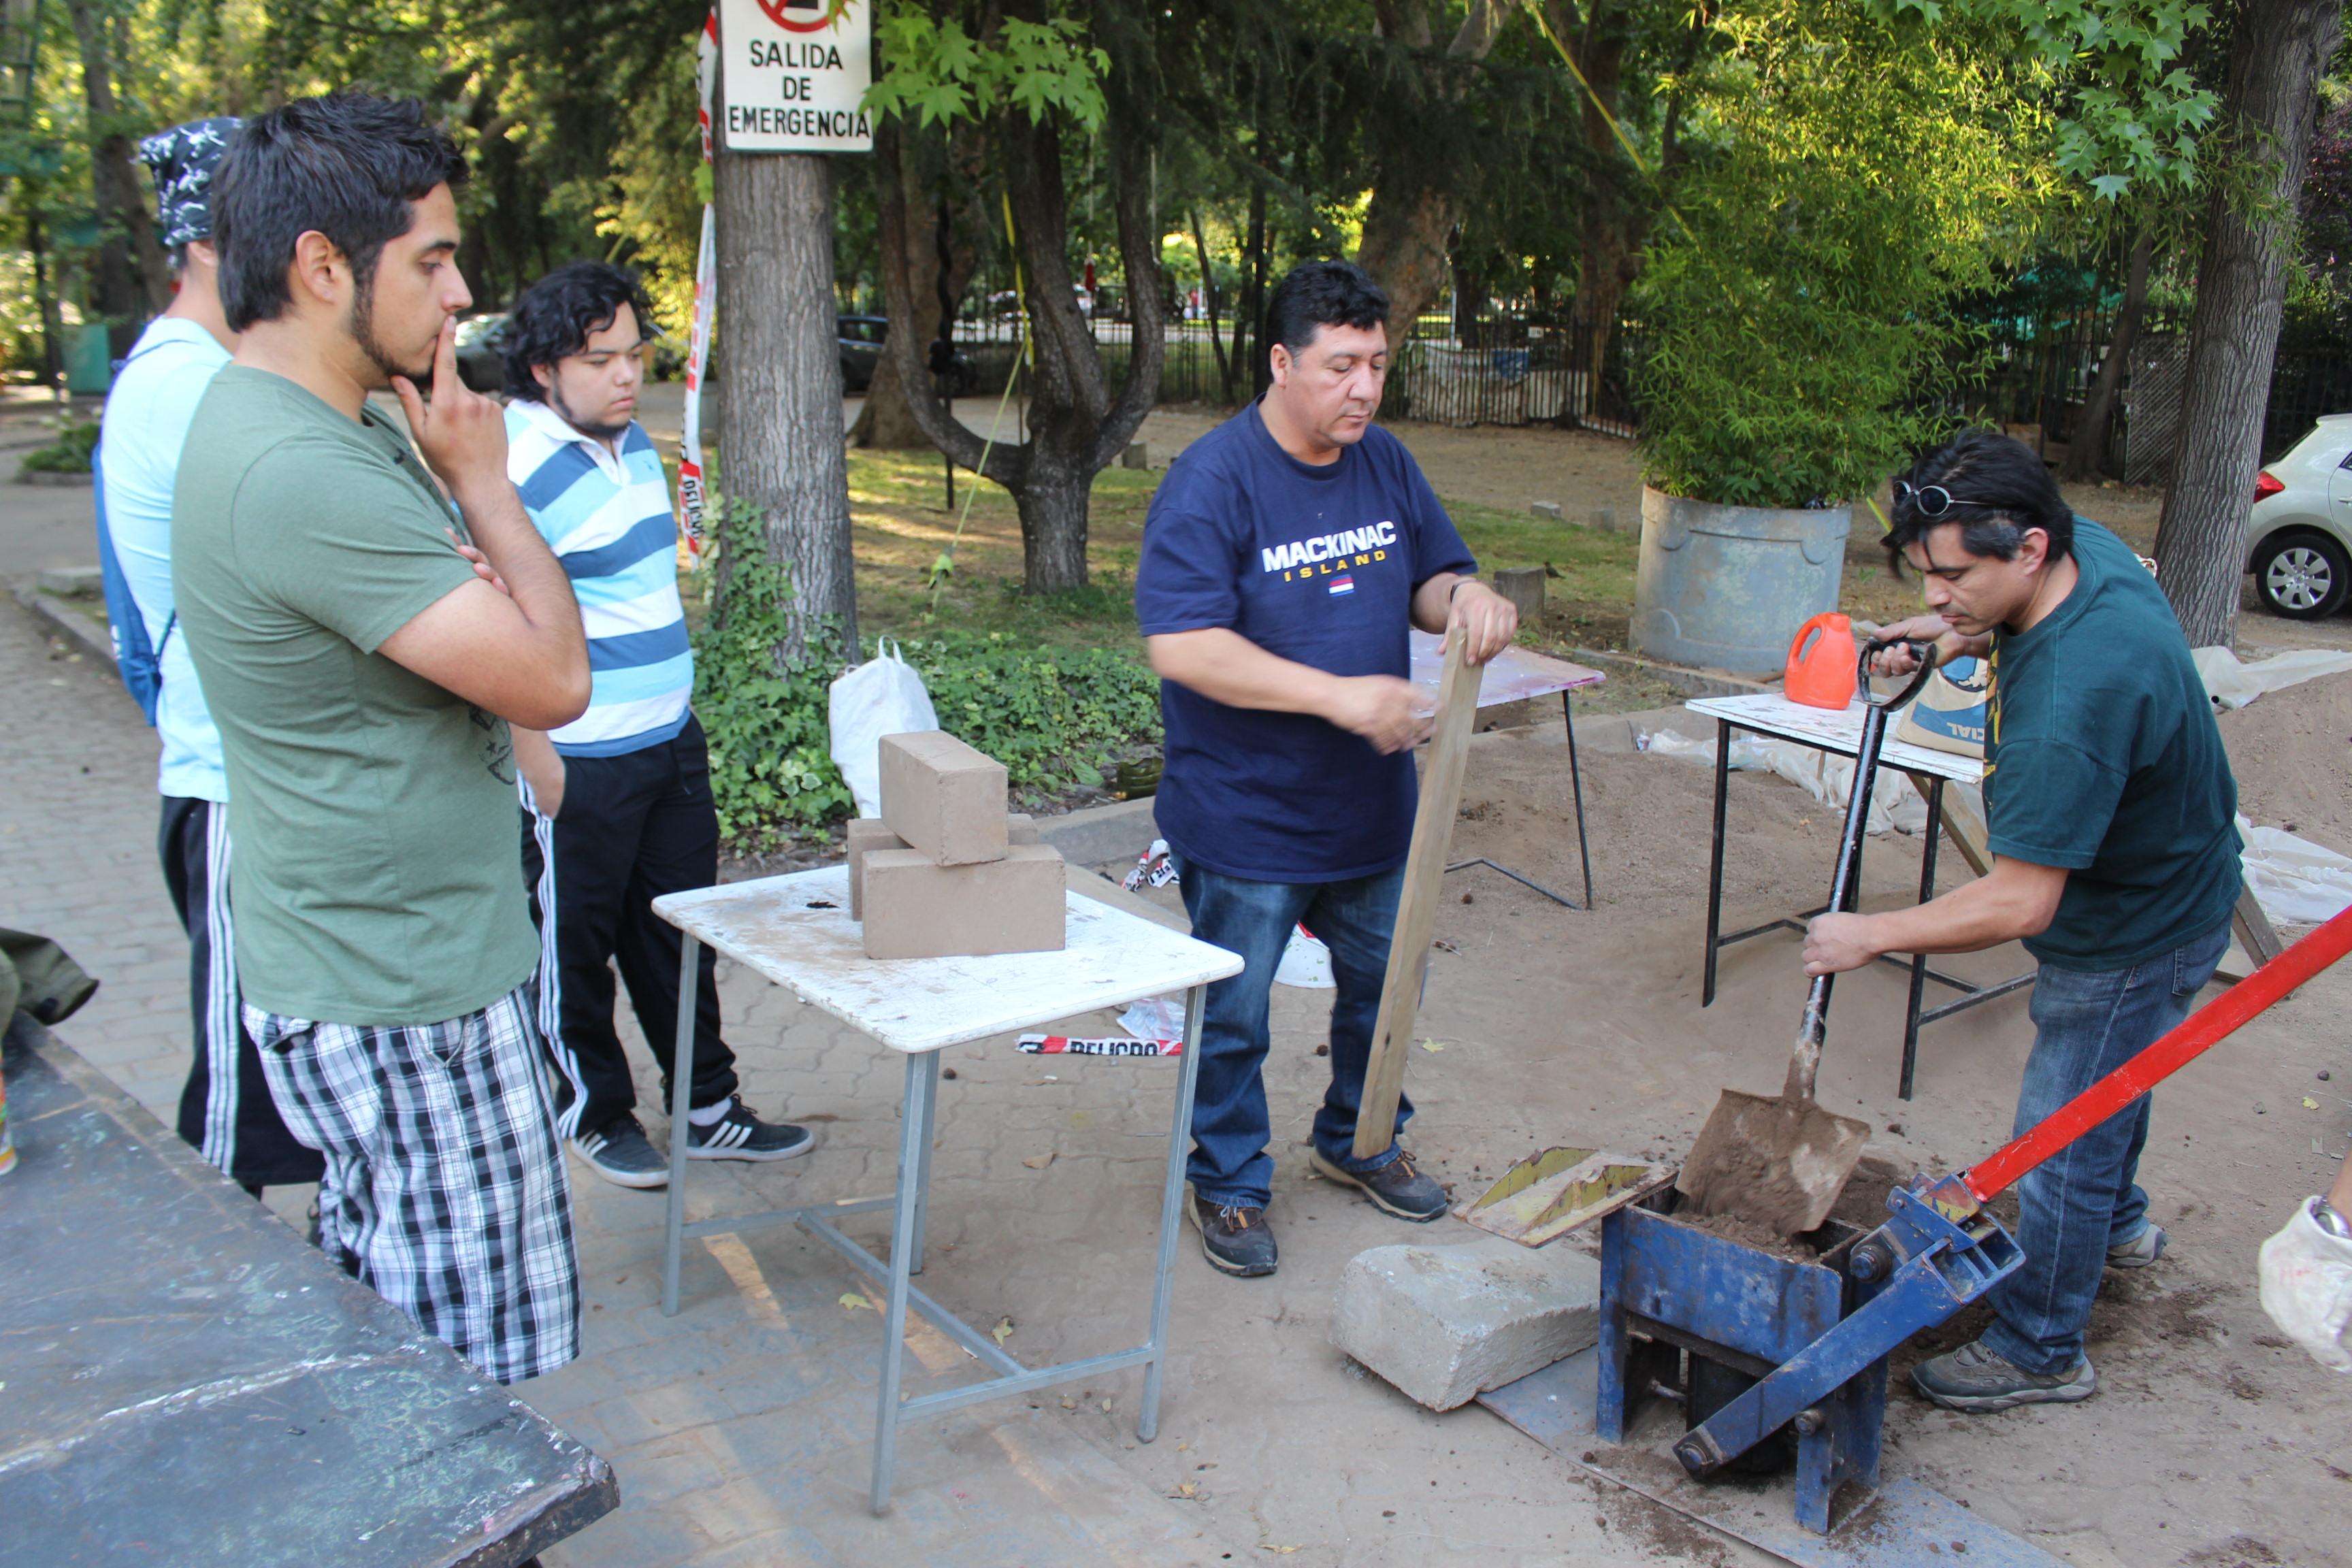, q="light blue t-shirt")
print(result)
[99,316,233,802]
